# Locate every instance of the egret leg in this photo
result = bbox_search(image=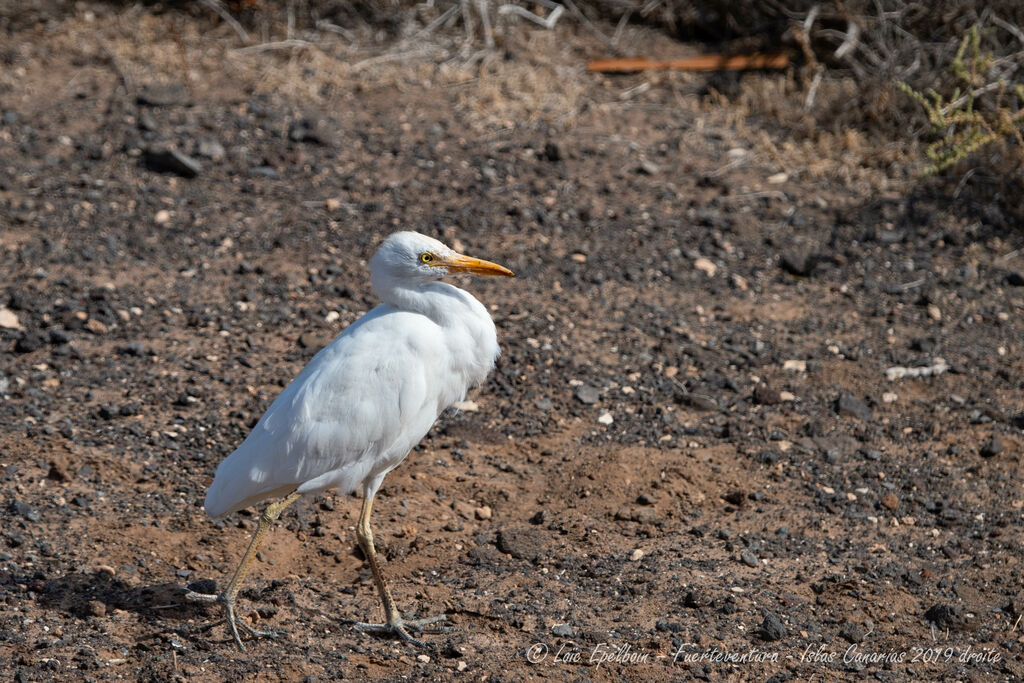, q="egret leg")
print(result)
[350,487,452,645]
[186,490,303,651]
